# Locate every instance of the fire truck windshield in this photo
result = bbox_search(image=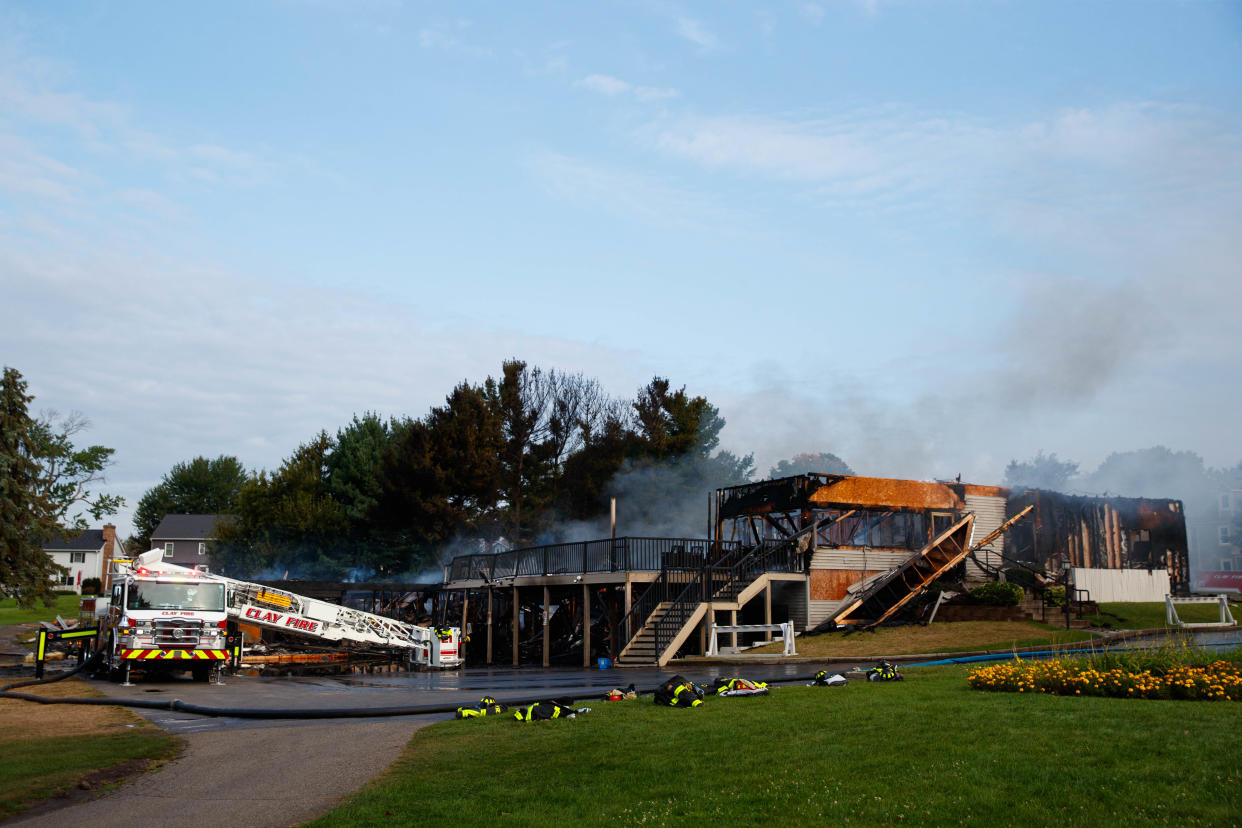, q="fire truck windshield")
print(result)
[126,582,225,612]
